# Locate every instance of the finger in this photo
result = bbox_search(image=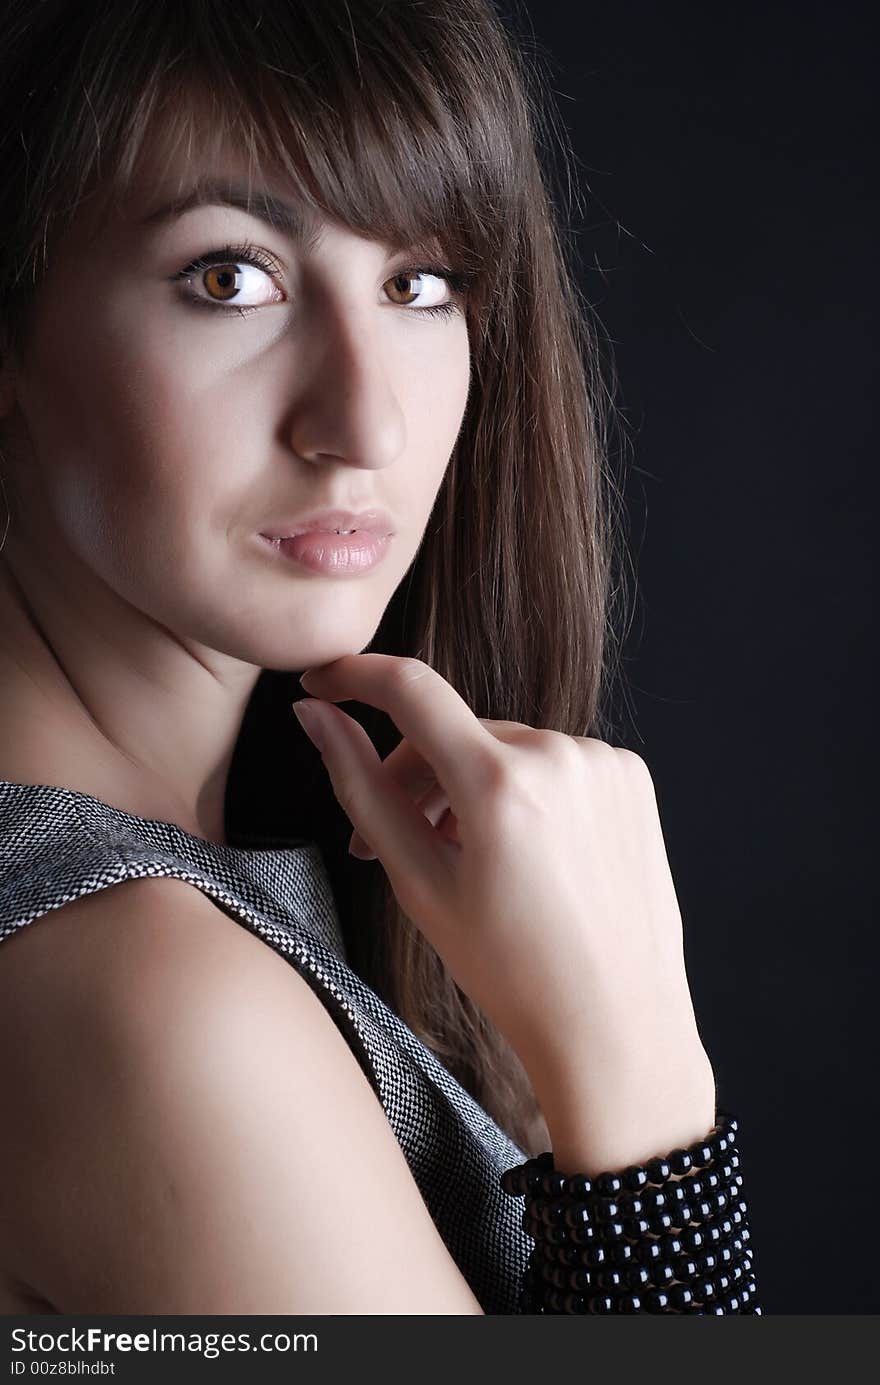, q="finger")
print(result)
[361,716,523,800]
[346,717,526,859]
[346,735,441,860]
[298,654,506,827]
[292,697,456,889]
[350,779,456,860]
